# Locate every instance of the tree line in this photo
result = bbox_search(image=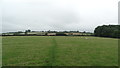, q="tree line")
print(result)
[2,30,93,36]
[94,25,120,38]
